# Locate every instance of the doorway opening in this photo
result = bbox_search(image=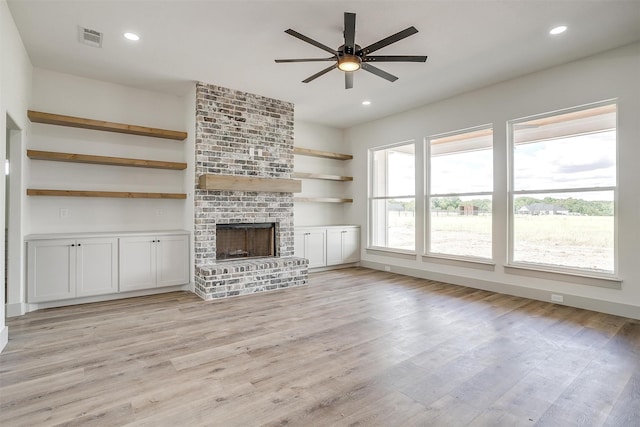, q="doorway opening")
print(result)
[5,114,23,316]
